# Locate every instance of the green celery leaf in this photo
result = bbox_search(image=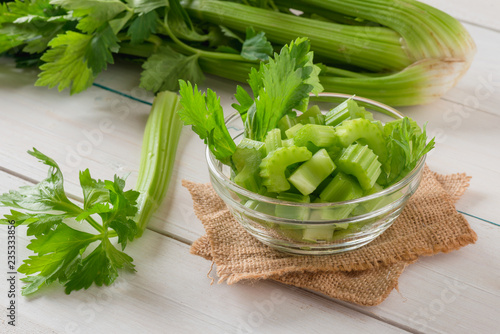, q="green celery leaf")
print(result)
[178,80,236,165]
[240,27,272,61]
[232,85,253,122]
[207,25,243,48]
[0,0,53,25]
[140,45,204,92]
[219,25,244,43]
[79,169,109,210]
[0,148,79,213]
[243,38,324,141]
[1,210,64,236]
[35,30,95,94]
[108,218,137,249]
[18,223,97,295]
[51,0,128,33]
[165,0,208,42]
[64,238,135,293]
[127,10,158,44]
[102,176,139,248]
[0,32,25,53]
[380,117,435,185]
[85,24,120,74]
[0,1,70,54]
[126,0,167,14]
